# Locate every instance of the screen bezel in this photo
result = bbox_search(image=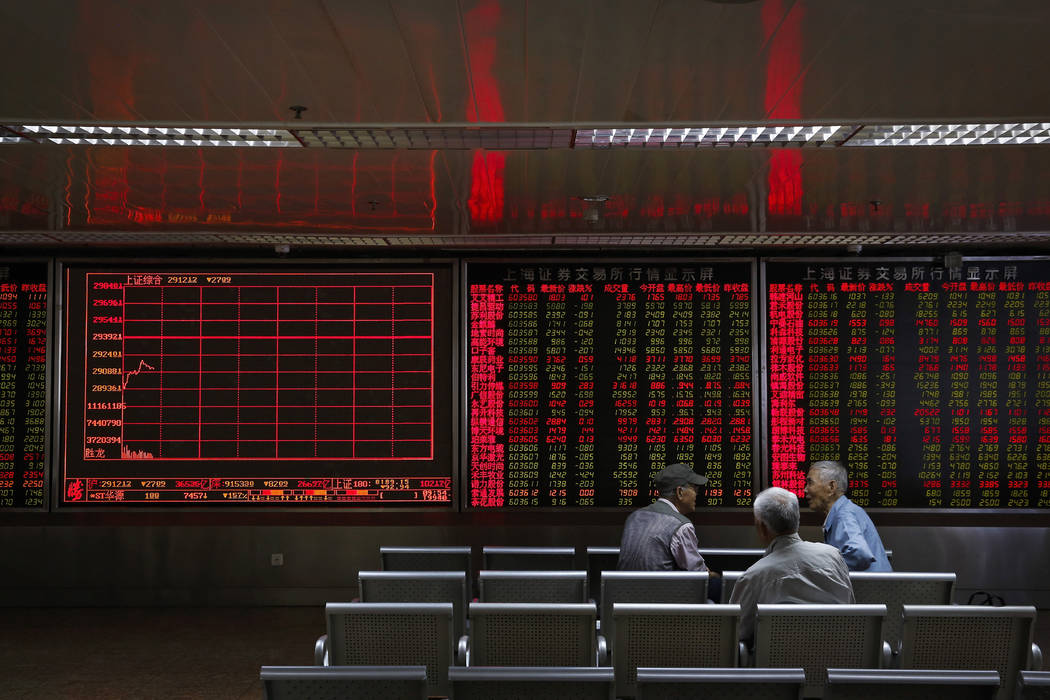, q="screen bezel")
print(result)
[760,254,1050,515]
[53,256,460,512]
[460,256,761,512]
